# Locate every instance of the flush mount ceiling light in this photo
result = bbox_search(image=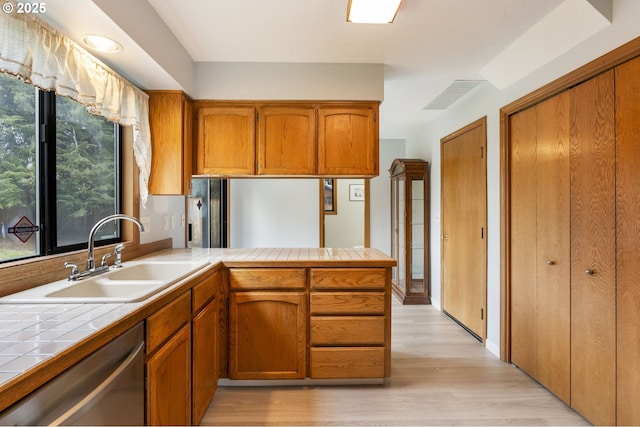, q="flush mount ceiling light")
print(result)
[347,0,403,24]
[82,35,123,53]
